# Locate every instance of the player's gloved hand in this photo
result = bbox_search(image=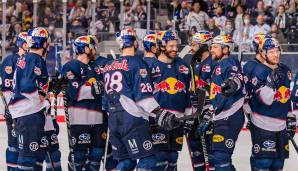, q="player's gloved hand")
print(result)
[153,108,182,131]
[266,67,285,89]
[287,113,297,139]
[183,118,195,135]
[197,107,214,135]
[149,116,159,132]
[190,92,199,108]
[221,77,241,97]
[91,81,104,98]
